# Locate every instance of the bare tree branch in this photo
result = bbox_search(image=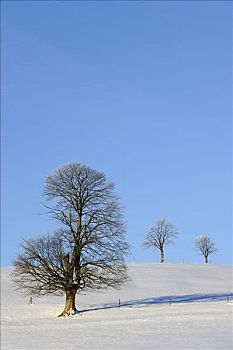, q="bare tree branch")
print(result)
[12,163,130,316]
[142,217,179,263]
[194,235,217,263]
